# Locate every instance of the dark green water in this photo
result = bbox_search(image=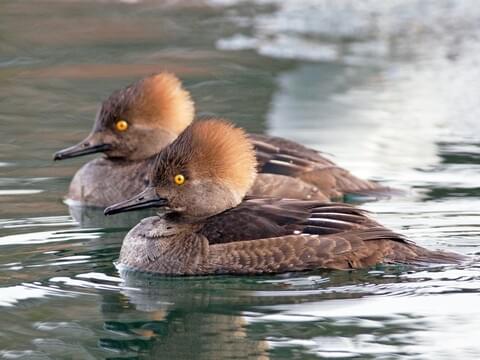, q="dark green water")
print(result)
[1,1,480,359]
